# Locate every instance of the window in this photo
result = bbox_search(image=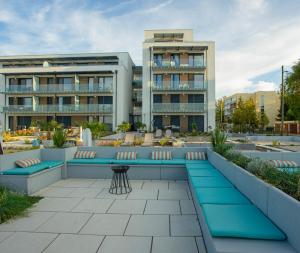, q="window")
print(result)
[19,78,32,87]
[47,97,53,105]
[189,74,204,89]
[154,74,163,88]
[56,116,71,128]
[47,78,54,84]
[153,116,163,130]
[87,96,94,104]
[58,77,73,91]
[170,116,180,128]
[153,94,162,103]
[188,115,204,132]
[153,54,163,67]
[17,116,32,129]
[170,74,180,88]
[98,96,112,104]
[171,94,180,103]
[99,77,113,90]
[9,97,14,105]
[188,94,204,103]
[171,54,180,67]
[17,97,32,106]
[188,54,204,67]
